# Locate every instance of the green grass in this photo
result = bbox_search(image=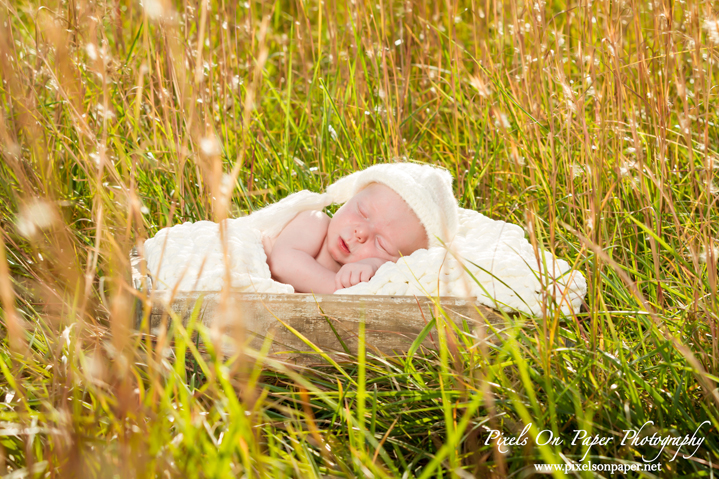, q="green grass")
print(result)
[0,0,718,476]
